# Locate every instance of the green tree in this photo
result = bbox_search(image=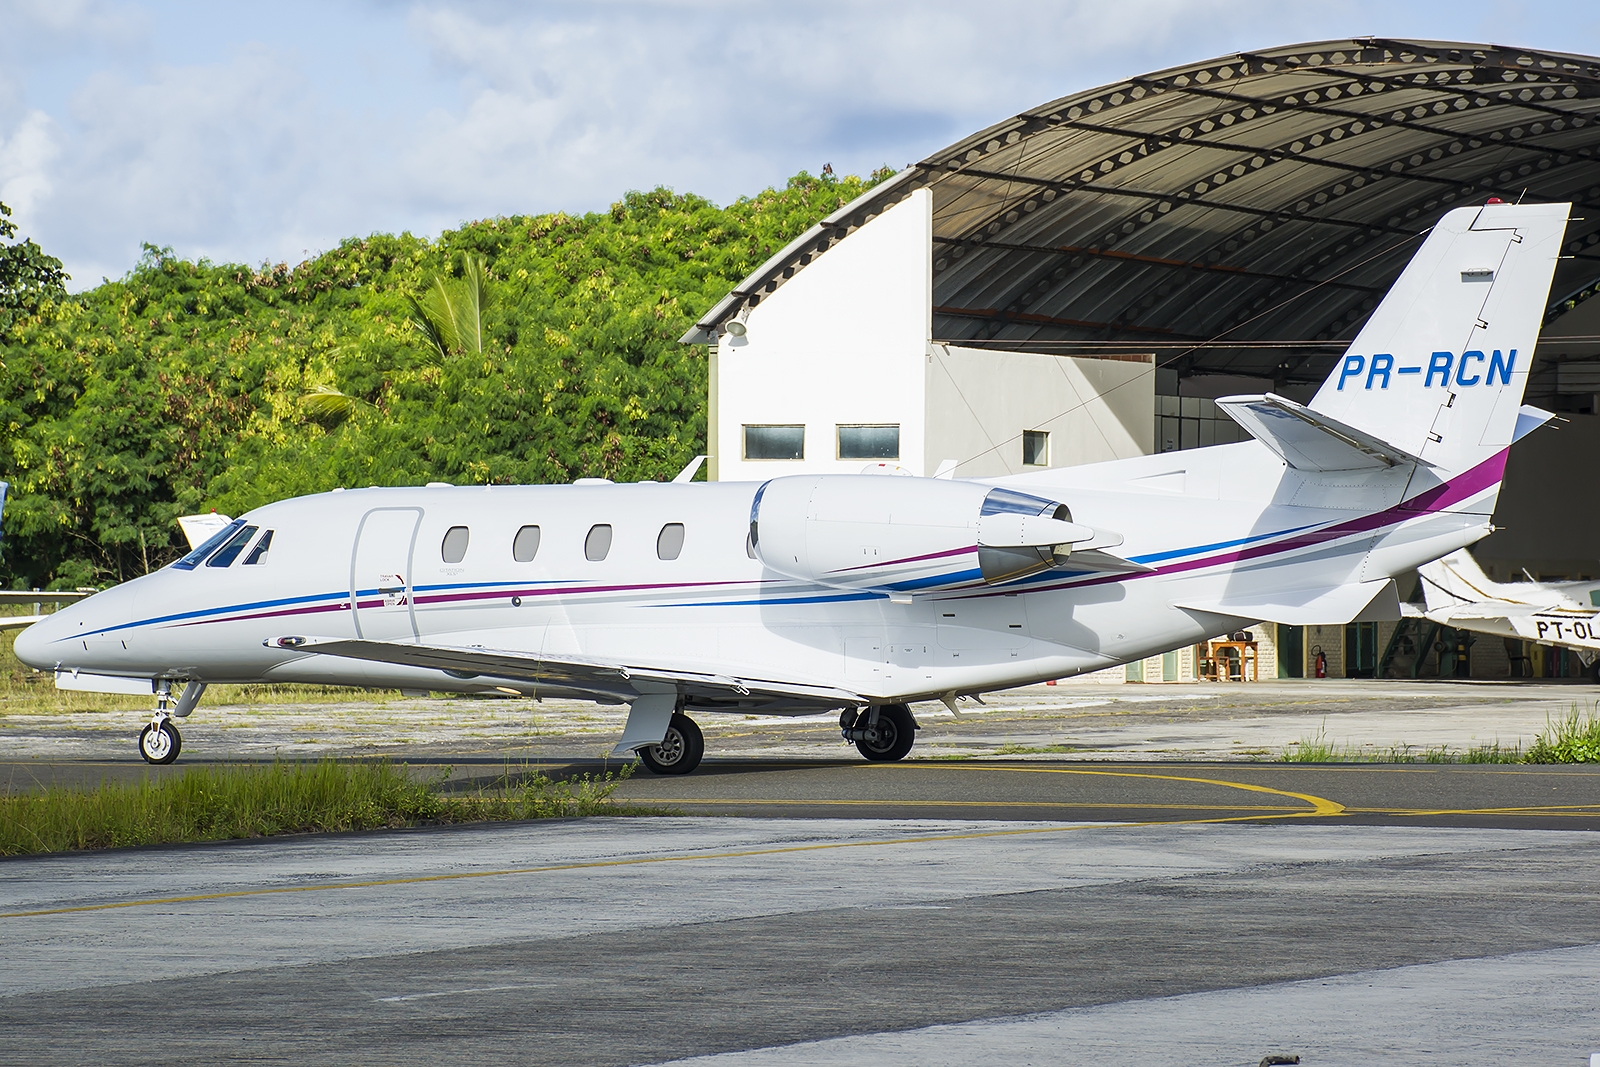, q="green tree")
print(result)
[0,168,894,589]
[0,201,68,341]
